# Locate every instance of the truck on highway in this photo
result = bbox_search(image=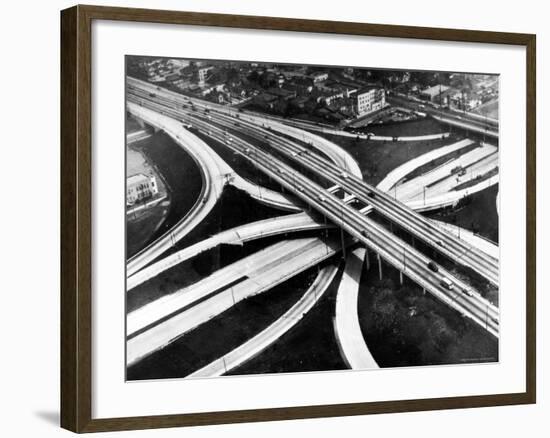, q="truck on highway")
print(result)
[428,261,439,272]
[440,277,454,290]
